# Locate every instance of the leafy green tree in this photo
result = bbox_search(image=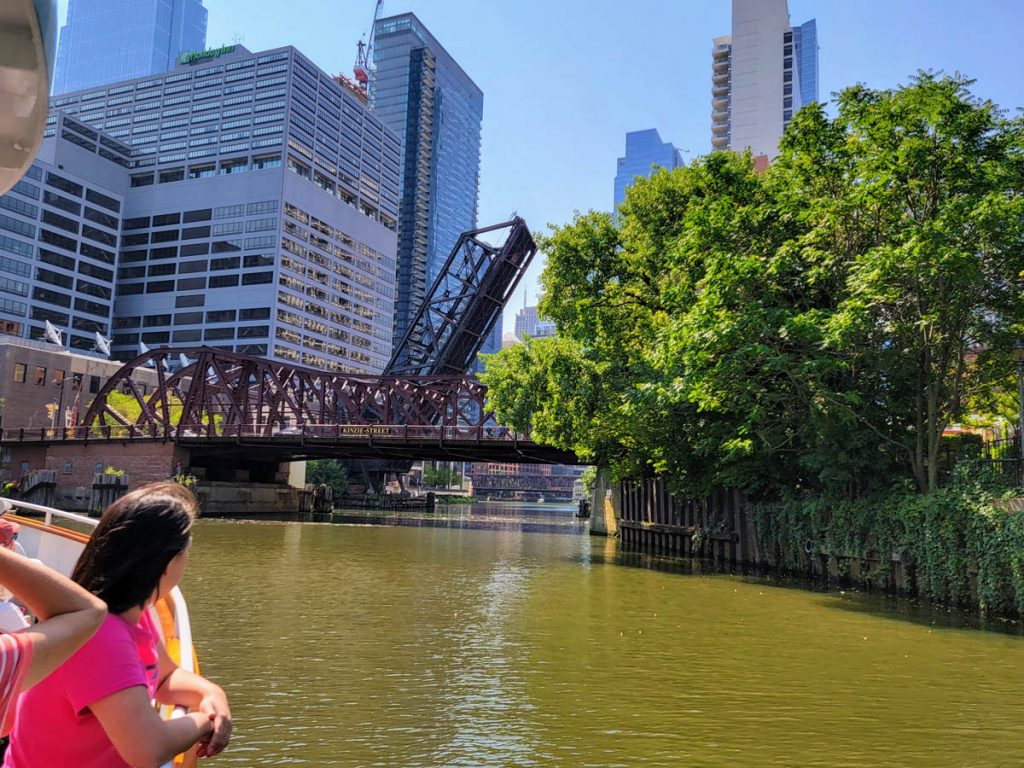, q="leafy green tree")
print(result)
[484,72,1024,497]
[422,464,462,488]
[306,460,348,499]
[791,74,1024,491]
